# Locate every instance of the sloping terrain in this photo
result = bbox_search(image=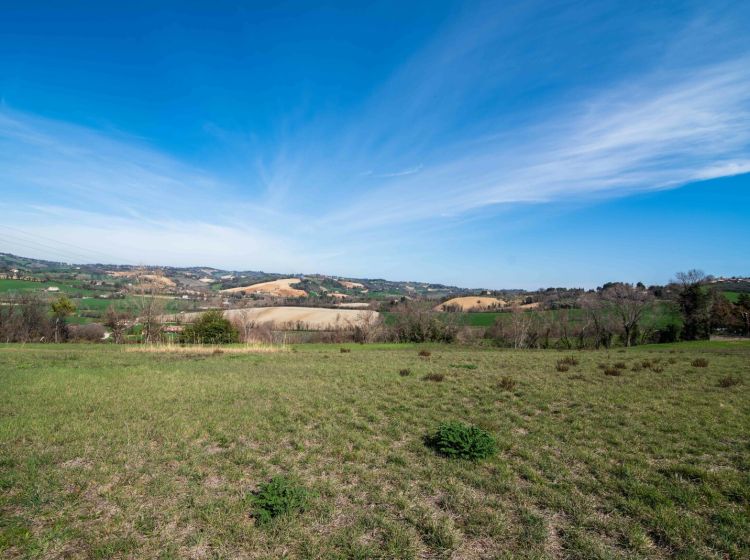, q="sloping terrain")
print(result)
[435,296,507,311]
[172,306,378,330]
[221,278,307,298]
